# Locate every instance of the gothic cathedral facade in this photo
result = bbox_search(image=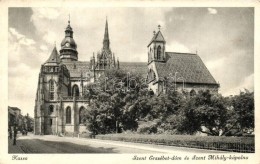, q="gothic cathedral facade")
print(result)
[34,19,119,135]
